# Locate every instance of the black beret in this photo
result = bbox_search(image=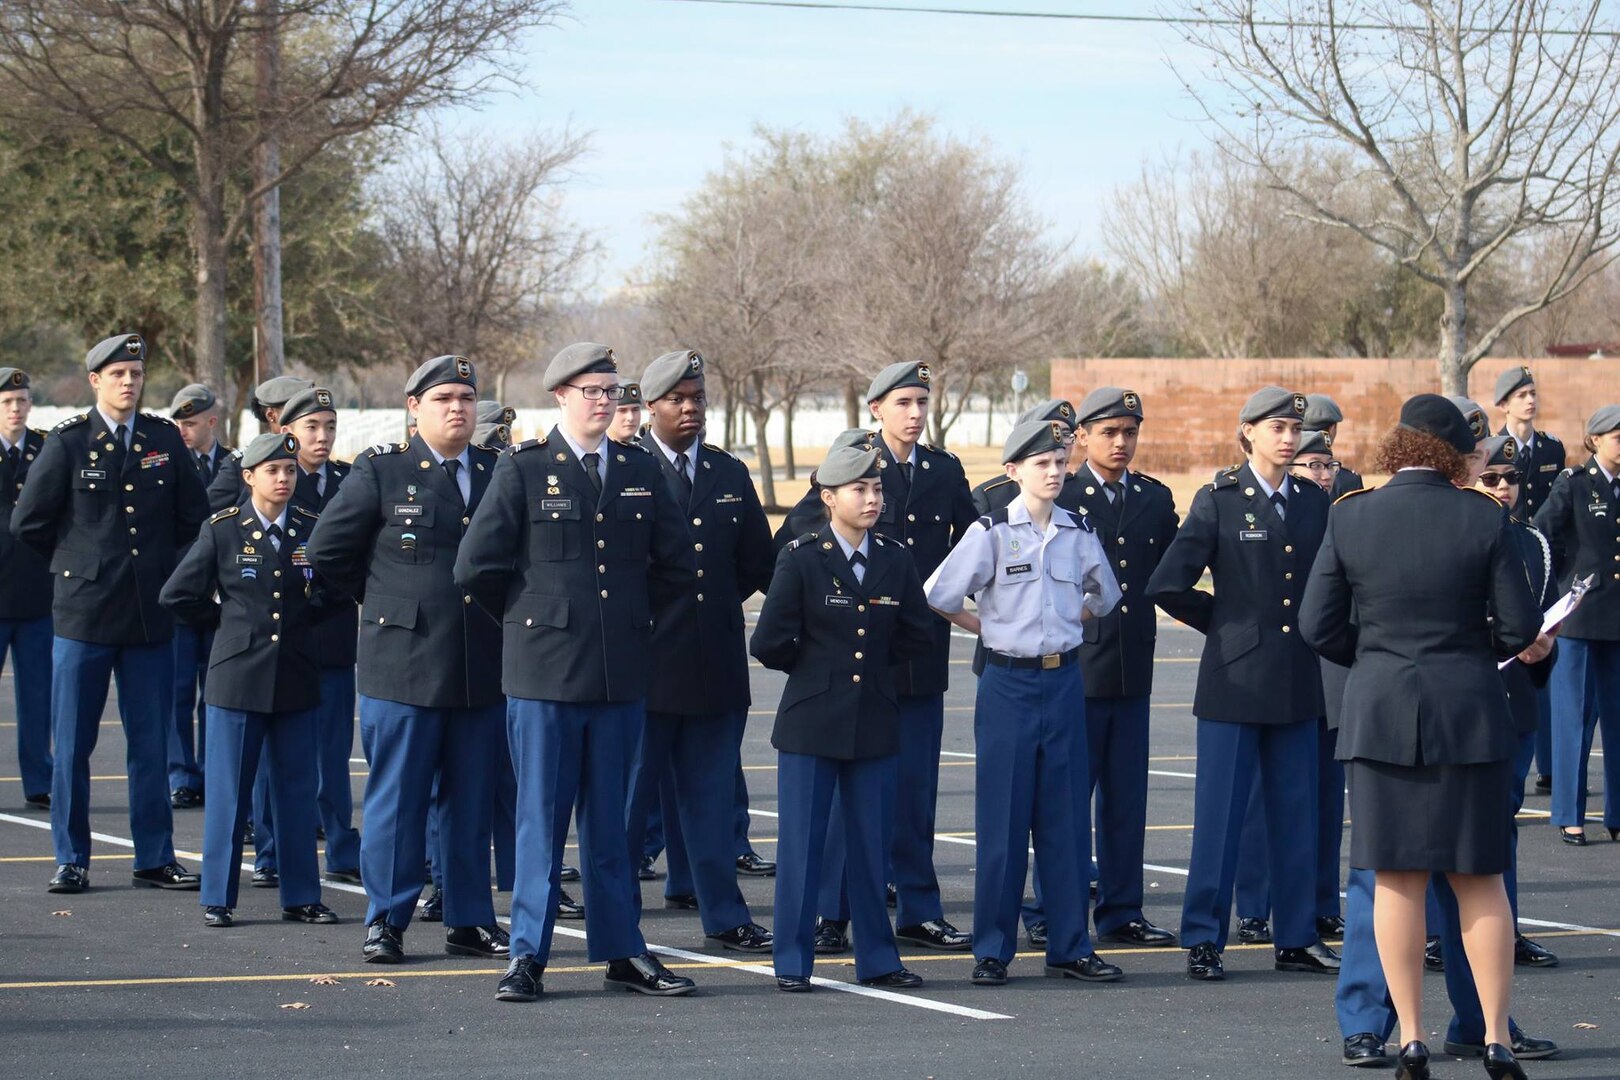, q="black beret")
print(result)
[406,355,476,398]
[642,350,704,402]
[241,432,300,469]
[817,445,882,487]
[867,361,932,403]
[1494,365,1535,406]
[86,333,146,373]
[1002,418,1070,464]
[280,386,336,427]
[1587,404,1620,437]
[1076,387,1143,426]
[1019,399,1079,430]
[0,367,31,392]
[544,343,617,391]
[1400,393,1477,453]
[169,383,217,419]
[1239,386,1308,424]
